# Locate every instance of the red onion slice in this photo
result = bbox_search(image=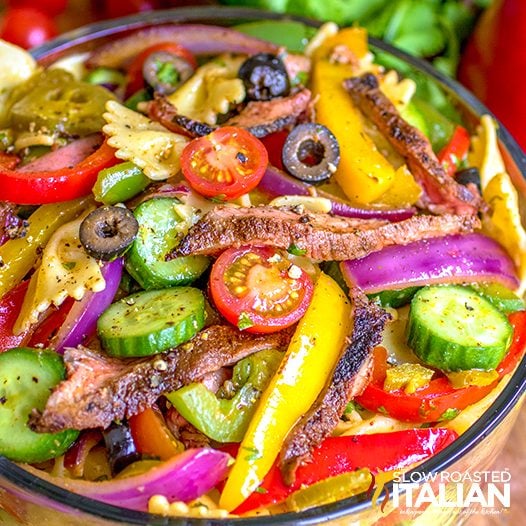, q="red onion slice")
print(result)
[53,258,123,354]
[87,25,278,69]
[17,135,102,173]
[259,165,416,221]
[340,233,520,293]
[63,448,228,511]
